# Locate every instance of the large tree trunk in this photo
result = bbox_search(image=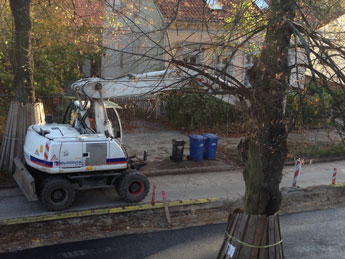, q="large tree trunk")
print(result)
[10,0,35,103]
[218,1,295,258]
[0,0,44,173]
[243,0,295,216]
